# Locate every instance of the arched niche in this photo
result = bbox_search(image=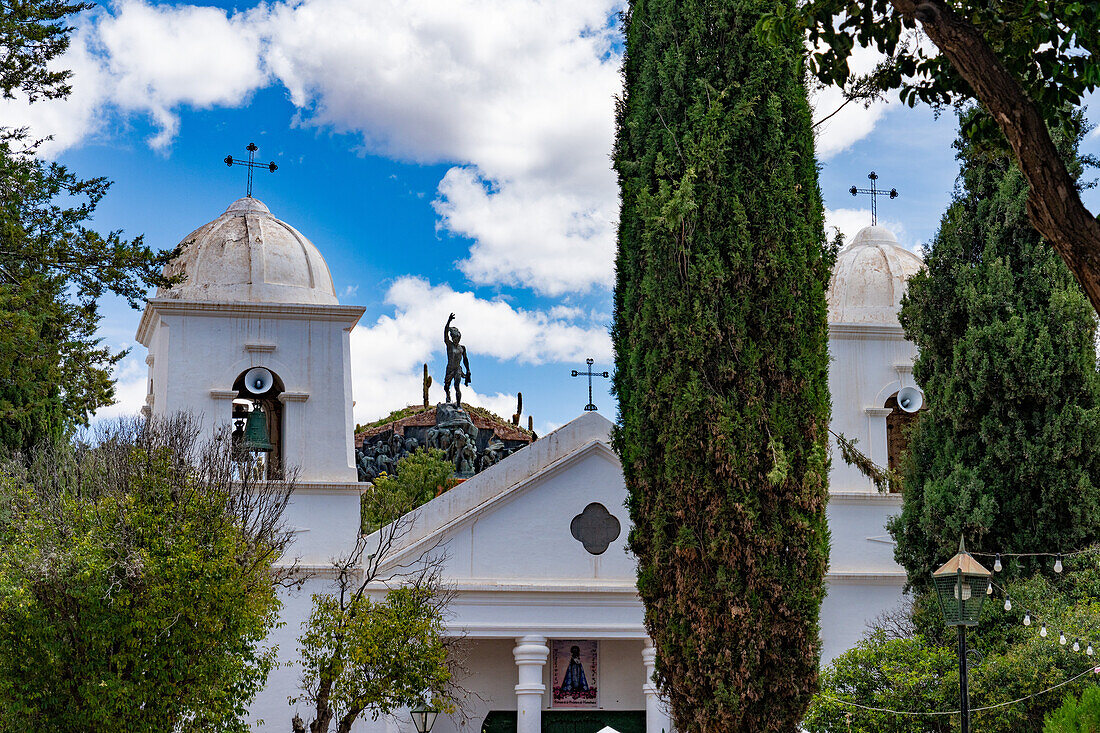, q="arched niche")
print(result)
[232,368,285,480]
[883,392,921,491]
